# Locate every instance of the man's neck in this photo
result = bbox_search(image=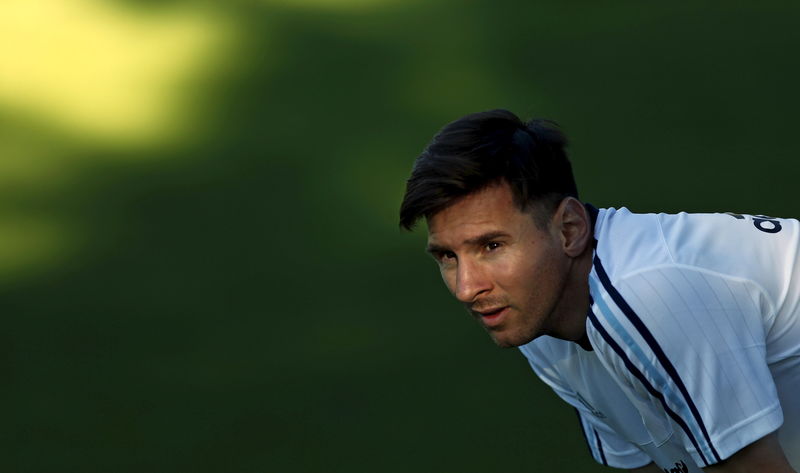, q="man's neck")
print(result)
[563,205,596,350]
[551,242,594,347]
[576,331,593,351]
